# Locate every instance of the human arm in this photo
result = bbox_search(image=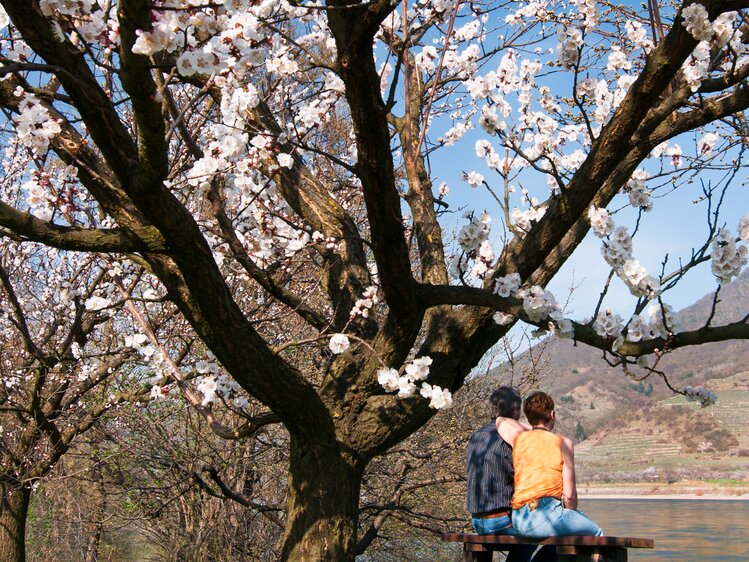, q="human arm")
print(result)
[561,436,578,510]
[495,417,530,447]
